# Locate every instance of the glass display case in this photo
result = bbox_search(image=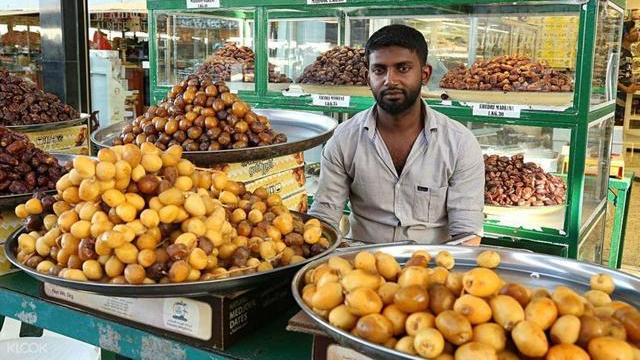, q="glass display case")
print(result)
[146,0,623,261]
[0,14,42,88]
[152,9,254,93]
[471,122,570,233]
